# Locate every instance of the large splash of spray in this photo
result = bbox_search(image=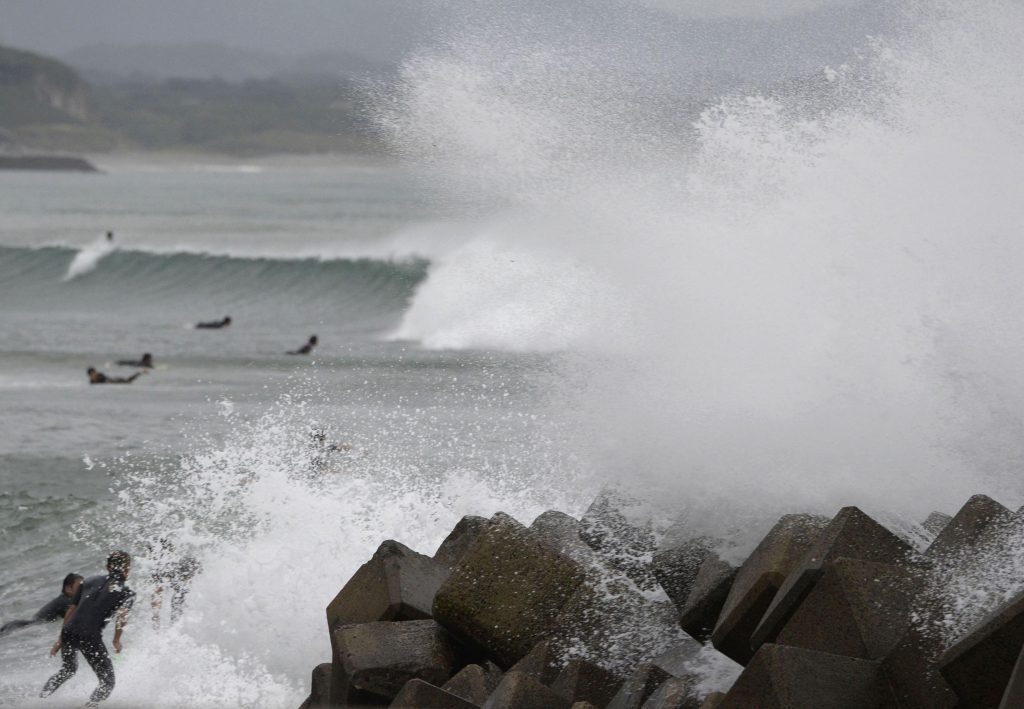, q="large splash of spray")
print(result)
[381,0,1024,532]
